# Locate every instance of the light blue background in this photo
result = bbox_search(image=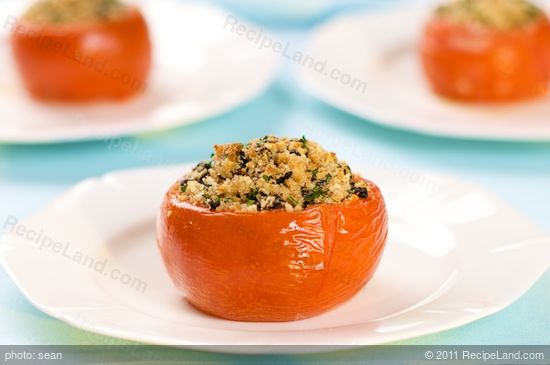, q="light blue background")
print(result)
[0,0,549,360]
